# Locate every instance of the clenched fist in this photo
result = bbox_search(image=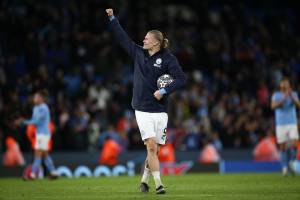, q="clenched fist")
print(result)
[106,8,114,17]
